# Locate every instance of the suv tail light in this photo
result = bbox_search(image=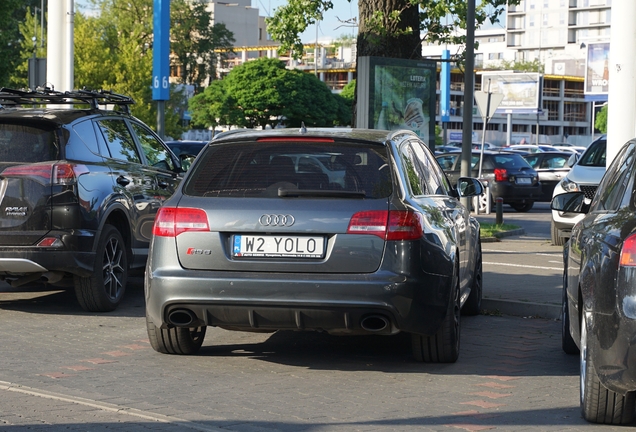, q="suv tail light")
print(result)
[620,233,636,266]
[153,207,210,237]
[347,210,423,241]
[494,168,508,182]
[1,162,85,185]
